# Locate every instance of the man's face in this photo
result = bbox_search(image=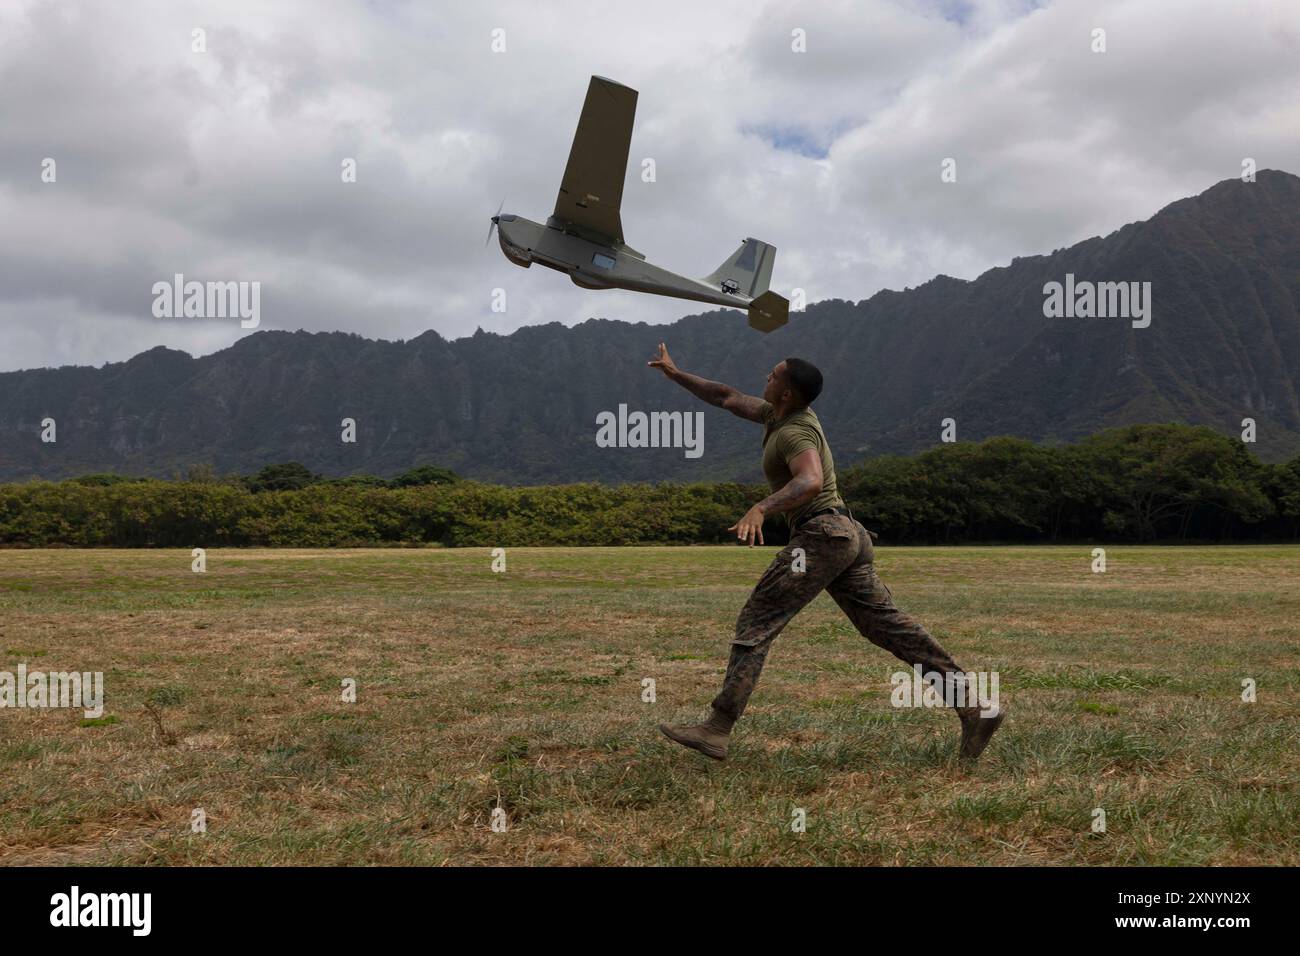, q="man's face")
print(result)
[763,361,788,404]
